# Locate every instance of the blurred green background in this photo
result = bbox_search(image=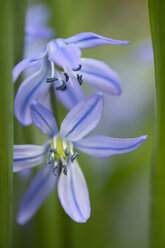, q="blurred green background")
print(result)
[13,0,153,248]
